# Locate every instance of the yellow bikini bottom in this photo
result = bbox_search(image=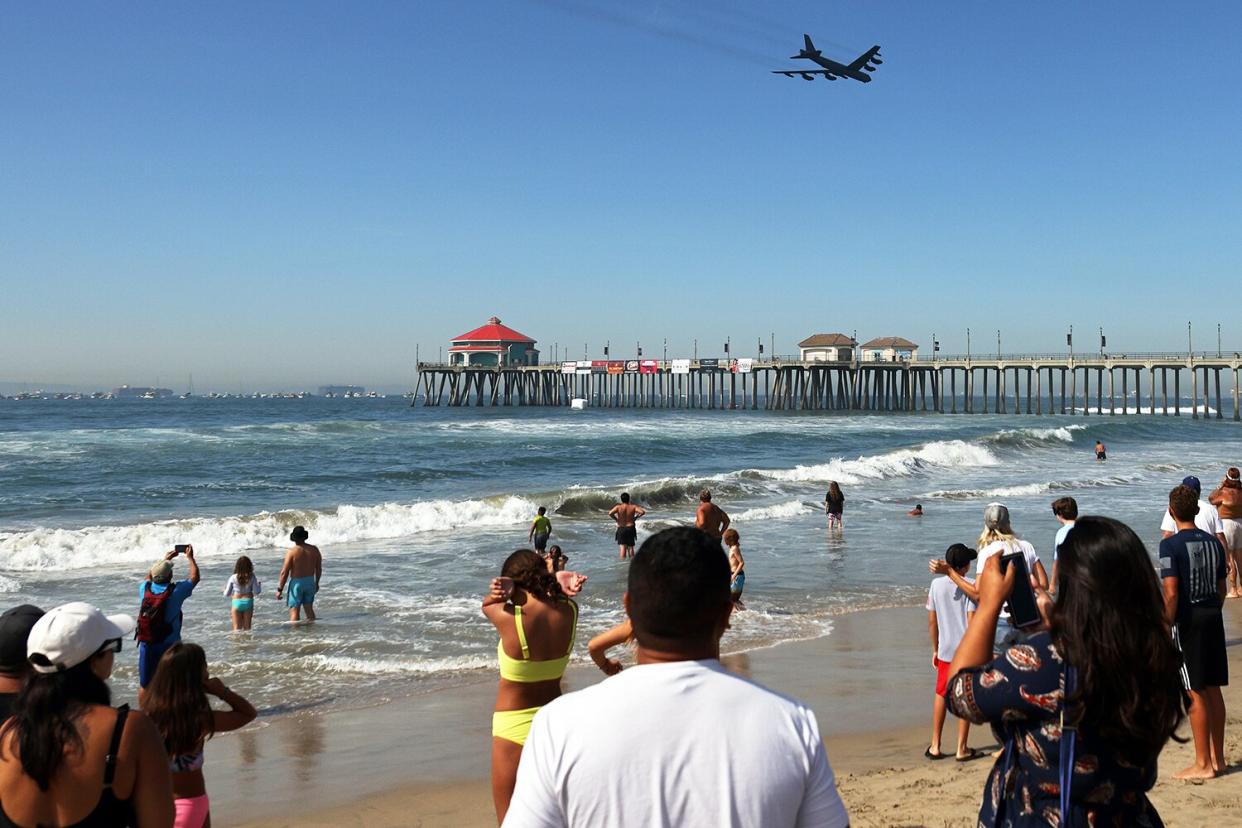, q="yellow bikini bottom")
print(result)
[492,706,541,745]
